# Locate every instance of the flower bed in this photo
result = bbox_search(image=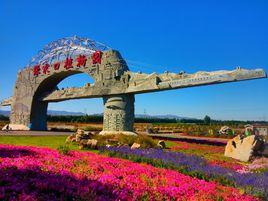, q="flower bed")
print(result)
[0,145,258,201]
[170,141,245,171]
[101,146,268,199]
